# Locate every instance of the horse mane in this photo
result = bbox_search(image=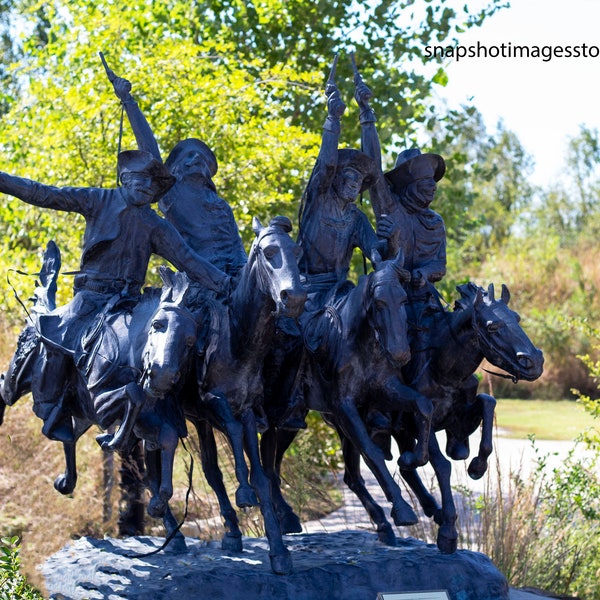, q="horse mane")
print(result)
[454,282,483,312]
